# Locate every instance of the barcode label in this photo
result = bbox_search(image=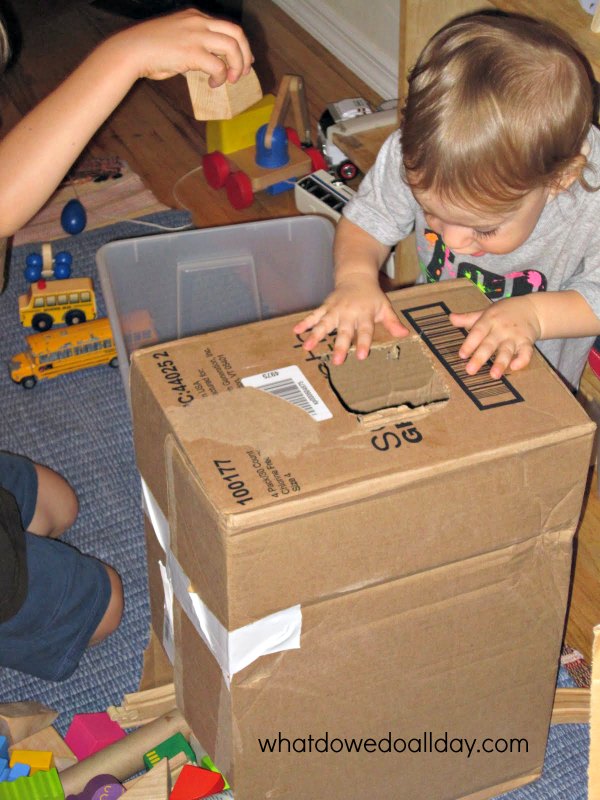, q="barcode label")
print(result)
[403,302,523,409]
[242,366,332,421]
